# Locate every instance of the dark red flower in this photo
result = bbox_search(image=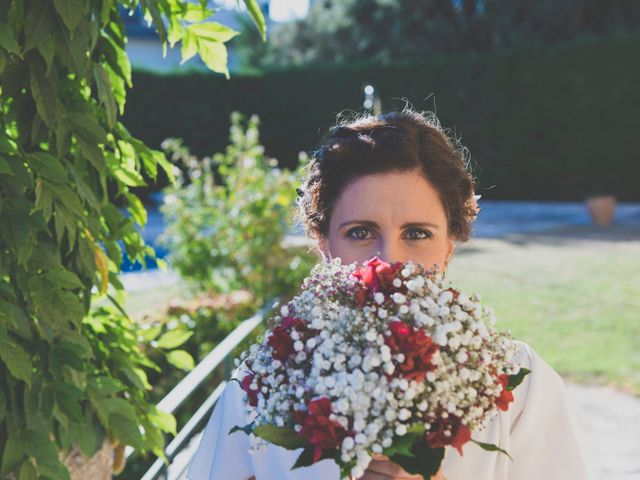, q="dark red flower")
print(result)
[352,256,405,306]
[268,325,295,361]
[425,415,472,456]
[496,373,514,411]
[267,316,317,361]
[240,372,261,407]
[385,320,439,381]
[376,261,404,292]
[294,397,349,463]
